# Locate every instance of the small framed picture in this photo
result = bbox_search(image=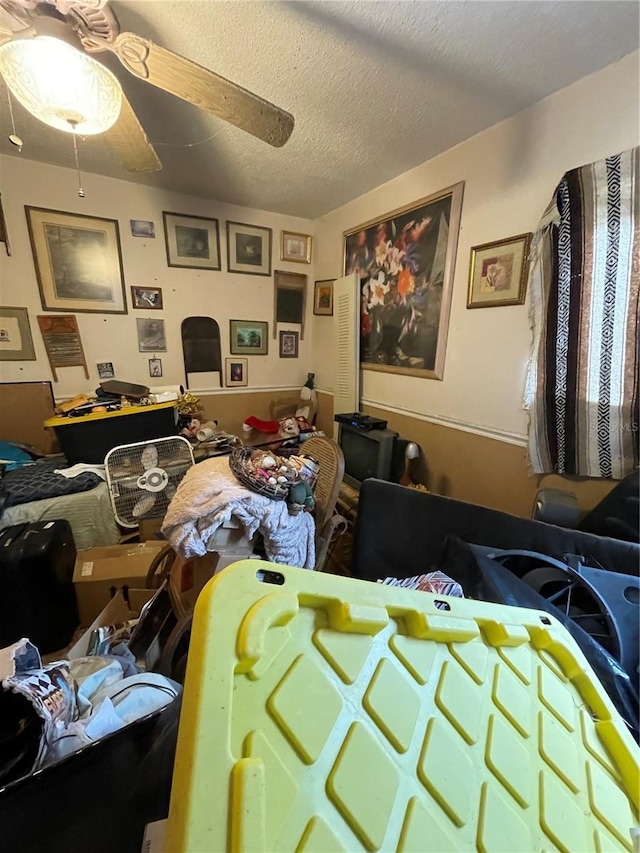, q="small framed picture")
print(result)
[279,330,299,358]
[130,286,163,310]
[137,318,167,352]
[226,221,272,277]
[225,357,248,387]
[97,361,115,379]
[229,319,268,355]
[281,230,312,264]
[149,357,163,378]
[313,279,334,316]
[467,233,532,308]
[162,211,221,270]
[130,219,155,238]
[0,306,36,361]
